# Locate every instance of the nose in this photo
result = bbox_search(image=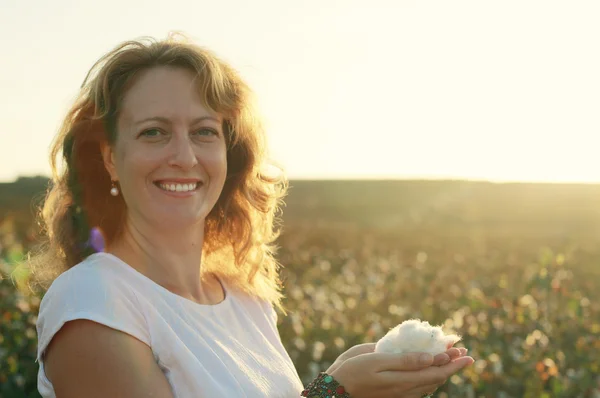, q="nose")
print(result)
[167,132,198,170]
